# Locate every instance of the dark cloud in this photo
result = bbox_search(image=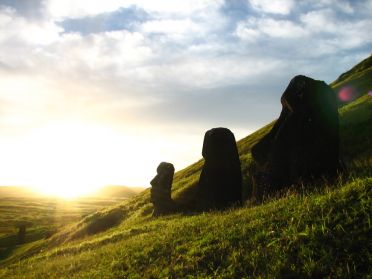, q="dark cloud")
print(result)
[219,0,251,31]
[0,0,46,18]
